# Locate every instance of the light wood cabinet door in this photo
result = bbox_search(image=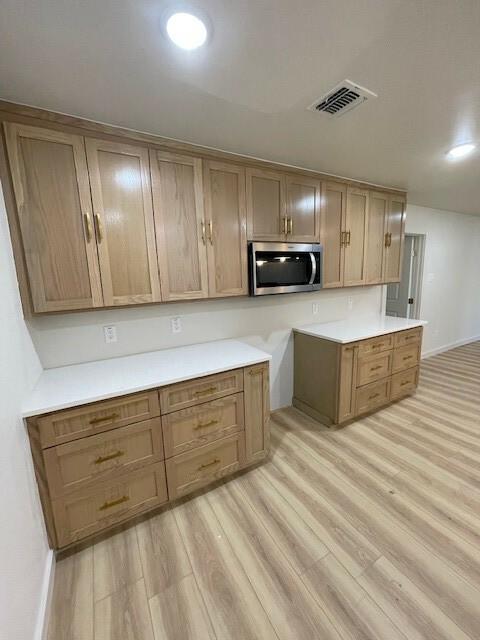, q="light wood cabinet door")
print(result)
[204,161,248,297]
[343,187,369,286]
[150,150,209,301]
[4,123,103,312]
[285,174,321,242]
[321,182,346,288]
[246,167,286,240]
[337,344,358,423]
[365,192,387,284]
[383,195,406,283]
[85,139,160,306]
[244,362,270,464]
